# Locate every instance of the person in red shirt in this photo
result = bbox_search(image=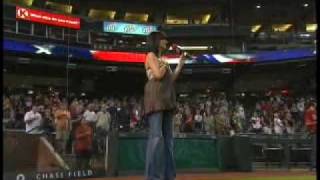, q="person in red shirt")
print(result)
[74,117,93,169]
[304,101,317,170]
[305,102,317,134]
